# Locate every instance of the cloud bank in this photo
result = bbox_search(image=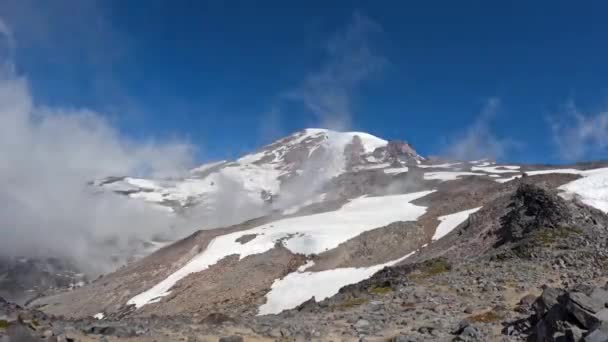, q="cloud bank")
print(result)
[0,19,194,274]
